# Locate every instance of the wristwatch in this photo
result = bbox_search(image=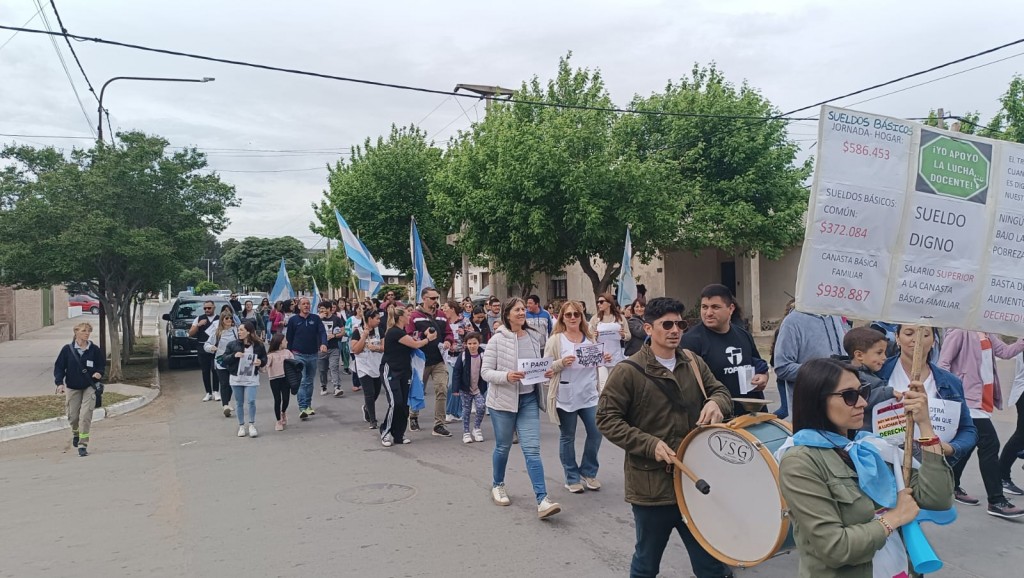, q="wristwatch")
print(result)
[917,436,941,447]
